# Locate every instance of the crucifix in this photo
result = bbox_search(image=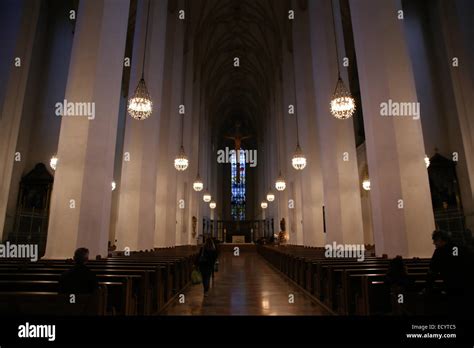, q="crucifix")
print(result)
[224,121,251,183]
